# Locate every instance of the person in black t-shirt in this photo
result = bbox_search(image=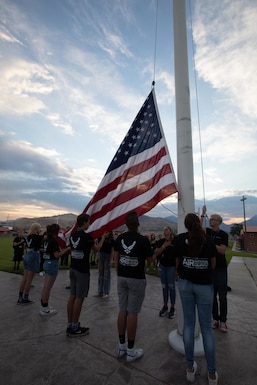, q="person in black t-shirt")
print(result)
[66,213,106,337]
[40,224,70,316]
[174,213,218,384]
[154,226,176,318]
[146,233,157,271]
[95,231,115,298]
[13,230,26,270]
[114,212,153,362]
[17,223,42,304]
[201,206,229,333]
